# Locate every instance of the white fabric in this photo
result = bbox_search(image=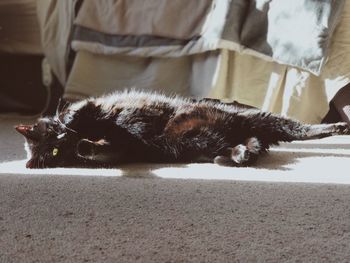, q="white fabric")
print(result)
[210,0,350,124]
[36,0,77,85]
[72,0,344,76]
[65,50,219,99]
